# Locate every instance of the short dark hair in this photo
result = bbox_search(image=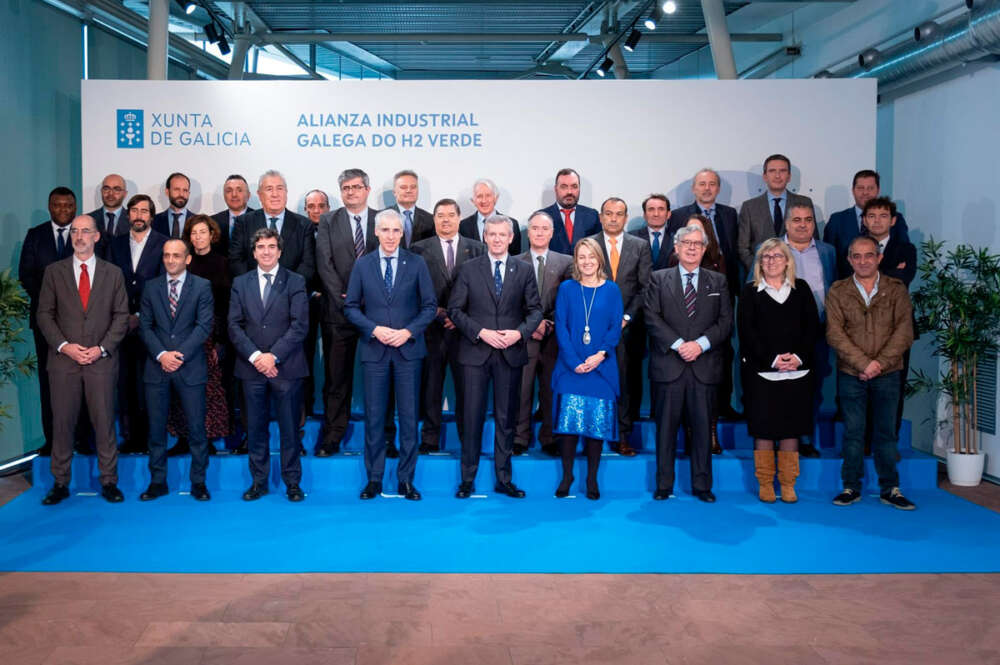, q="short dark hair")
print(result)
[600,197,627,215]
[225,174,248,186]
[126,194,156,217]
[433,198,460,216]
[184,213,221,245]
[852,169,881,188]
[642,193,670,213]
[163,237,190,257]
[848,234,879,255]
[763,154,791,172]
[49,186,76,201]
[165,172,190,190]
[862,196,896,218]
[555,167,580,183]
[252,226,282,251]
